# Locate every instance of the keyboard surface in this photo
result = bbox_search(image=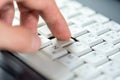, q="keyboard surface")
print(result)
[13,0,120,80]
